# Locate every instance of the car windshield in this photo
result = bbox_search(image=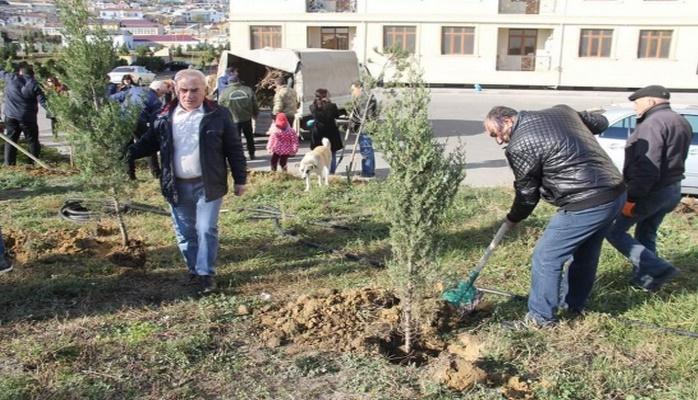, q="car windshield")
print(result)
[113,67,134,72]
